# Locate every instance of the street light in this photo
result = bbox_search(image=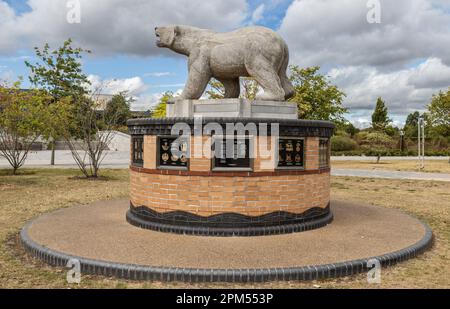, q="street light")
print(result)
[418,117,425,170]
[399,130,405,153]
